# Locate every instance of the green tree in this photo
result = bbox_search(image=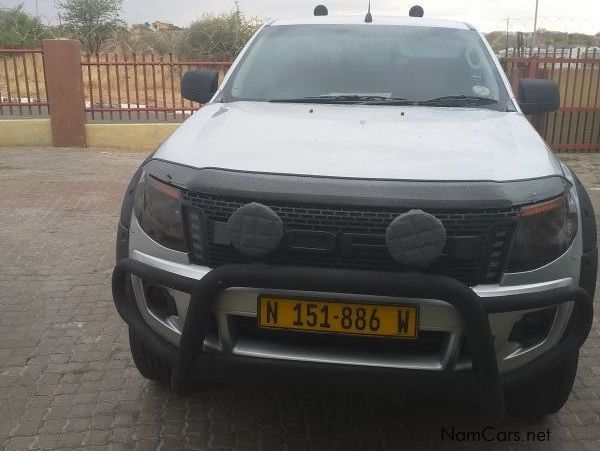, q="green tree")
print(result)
[178,10,262,60]
[0,4,47,47]
[56,0,124,52]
